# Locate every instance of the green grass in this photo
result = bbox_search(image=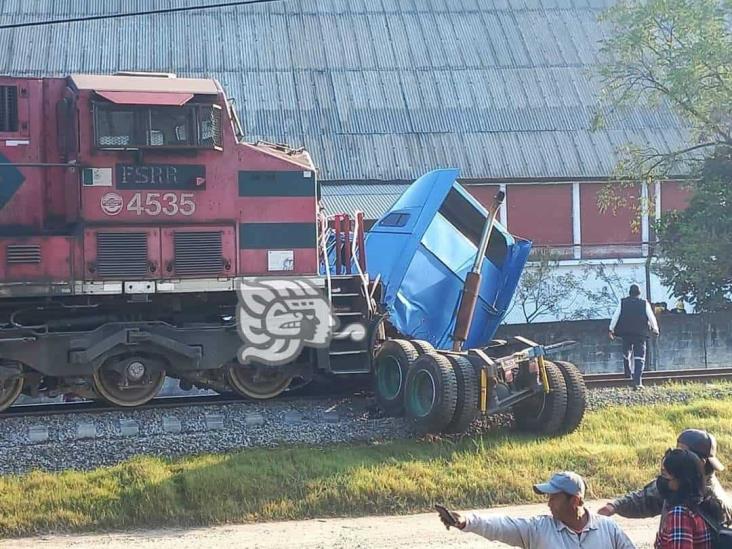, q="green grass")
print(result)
[1,396,731,538]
